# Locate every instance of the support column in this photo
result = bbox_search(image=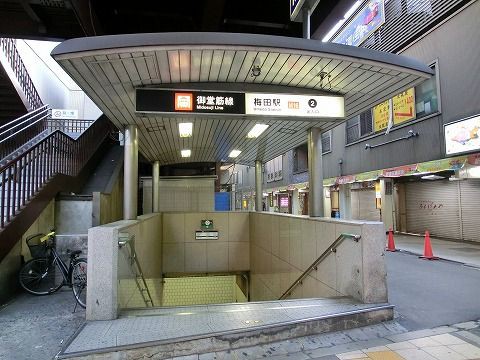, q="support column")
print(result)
[152,161,160,213]
[255,160,263,212]
[123,125,138,220]
[339,184,352,220]
[302,7,311,39]
[380,178,395,231]
[307,128,324,217]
